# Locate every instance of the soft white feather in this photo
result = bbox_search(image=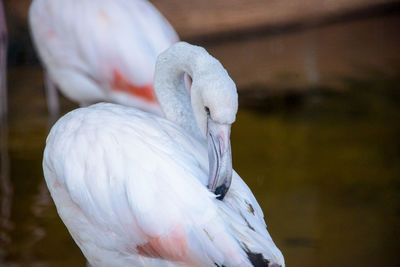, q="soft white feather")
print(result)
[44,103,283,266]
[43,42,284,266]
[29,0,178,113]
